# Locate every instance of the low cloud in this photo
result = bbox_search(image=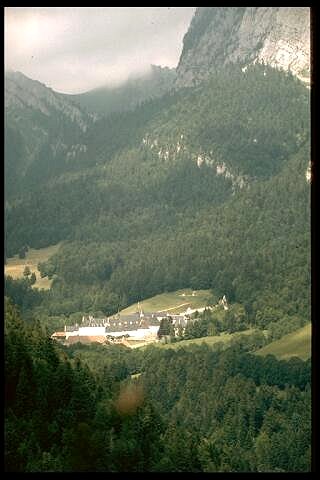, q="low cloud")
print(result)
[5,7,195,93]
